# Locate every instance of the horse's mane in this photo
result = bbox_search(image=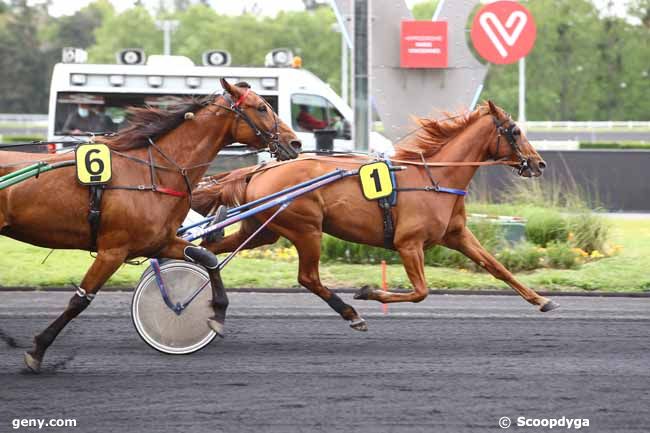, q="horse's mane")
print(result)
[101,82,252,151]
[100,95,213,150]
[393,103,490,160]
